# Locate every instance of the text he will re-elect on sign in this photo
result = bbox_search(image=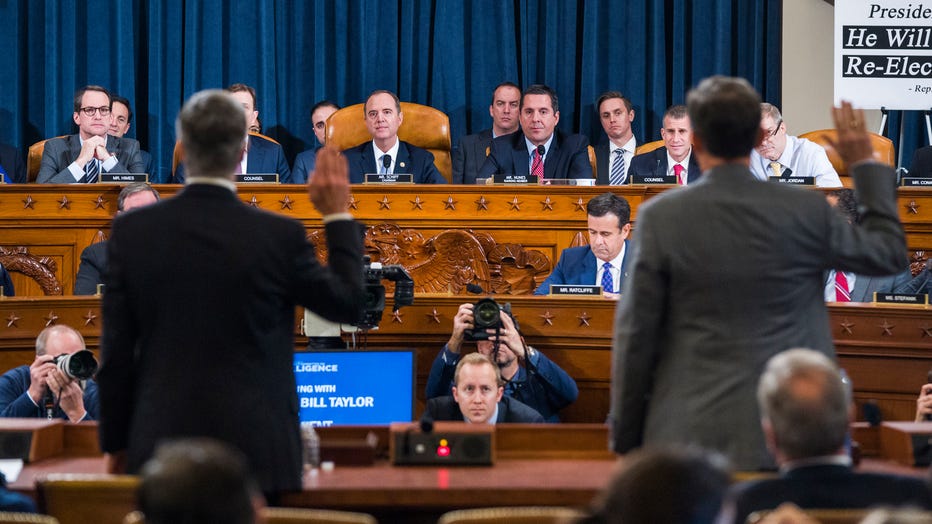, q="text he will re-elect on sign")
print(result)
[835,1,932,109]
